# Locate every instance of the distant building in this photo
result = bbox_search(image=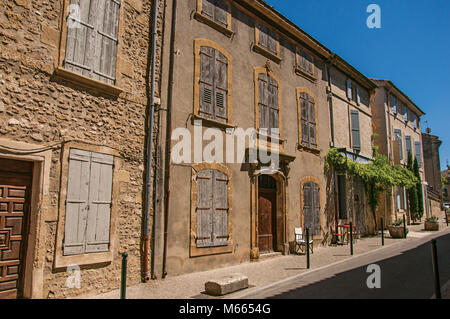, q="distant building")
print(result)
[422,131,443,217]
[442,166,450,206]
